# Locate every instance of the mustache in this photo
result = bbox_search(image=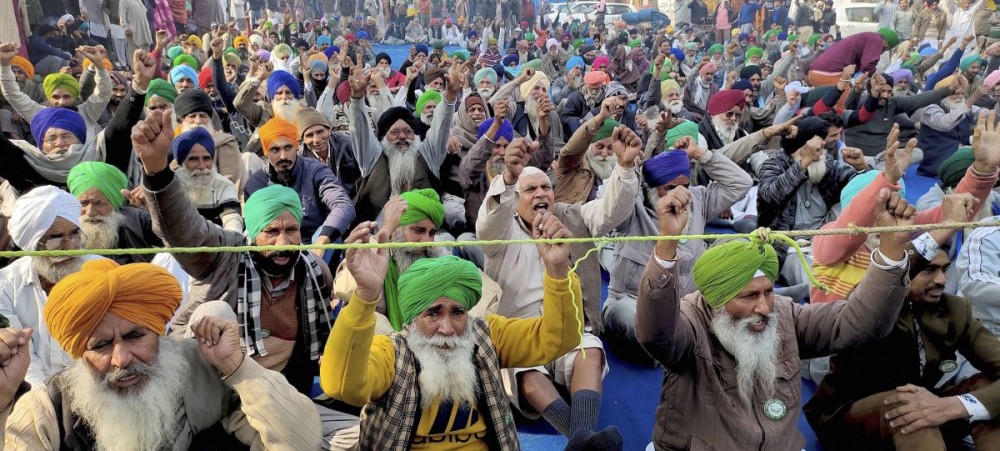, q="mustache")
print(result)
[104,361,155,386]
[276,159,294,166]
[263,250,296,259]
